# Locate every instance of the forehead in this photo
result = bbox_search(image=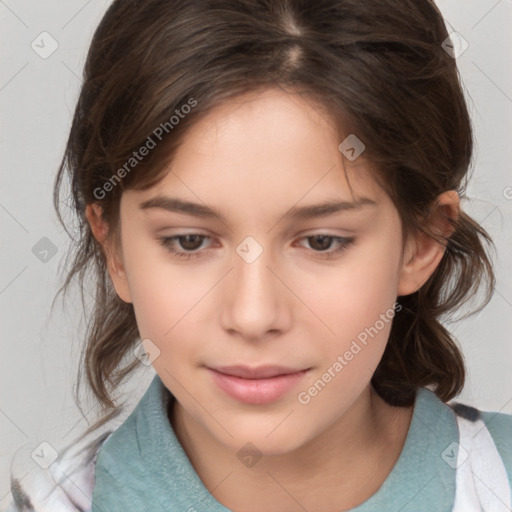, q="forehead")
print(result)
[179,87,341,164]
[126,87,388,219]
